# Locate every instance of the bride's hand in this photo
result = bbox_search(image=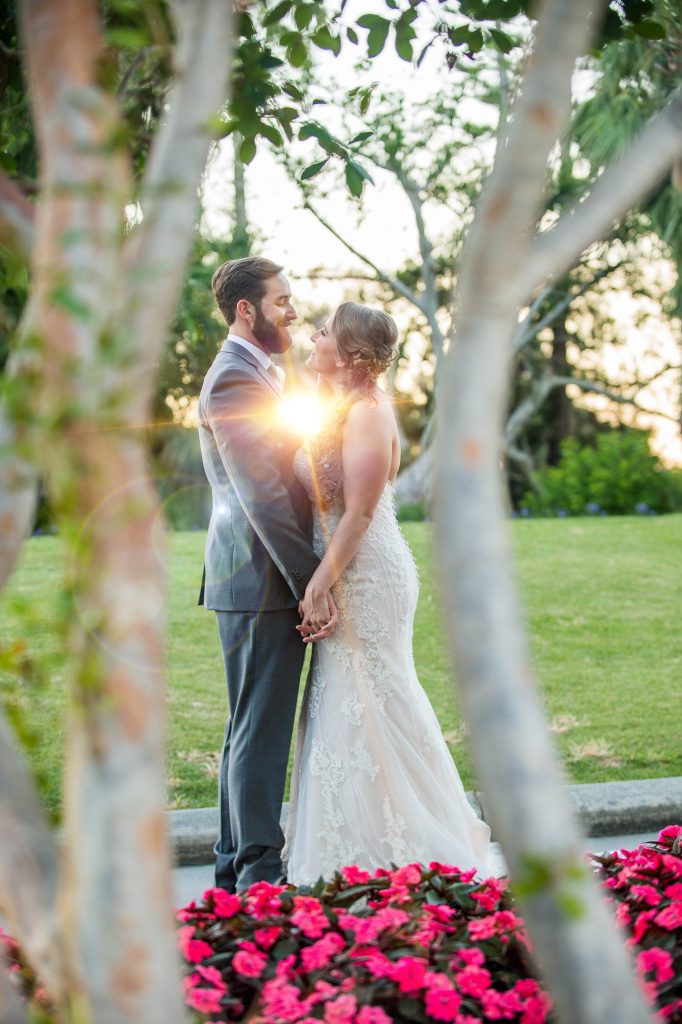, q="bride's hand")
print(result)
[297,589,338,642]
